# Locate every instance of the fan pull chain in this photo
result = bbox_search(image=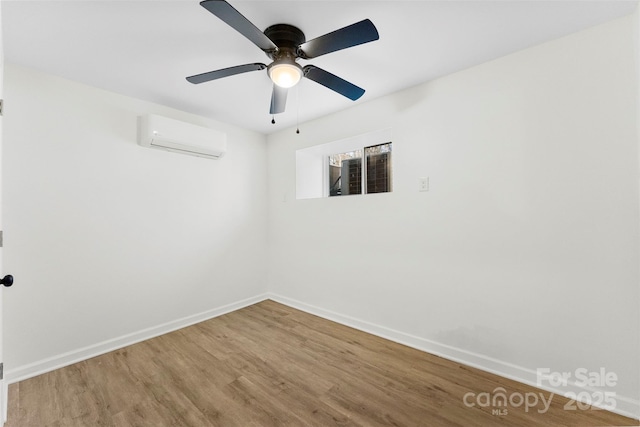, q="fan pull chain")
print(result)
[295,85,300,134]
